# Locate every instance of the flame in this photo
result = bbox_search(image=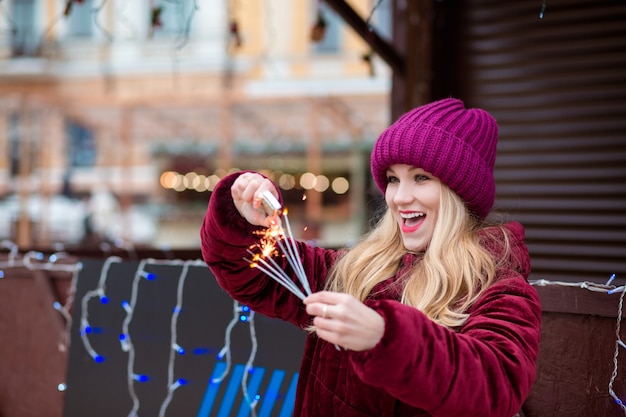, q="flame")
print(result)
[252,224,284,260]
[261,241,275,258]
